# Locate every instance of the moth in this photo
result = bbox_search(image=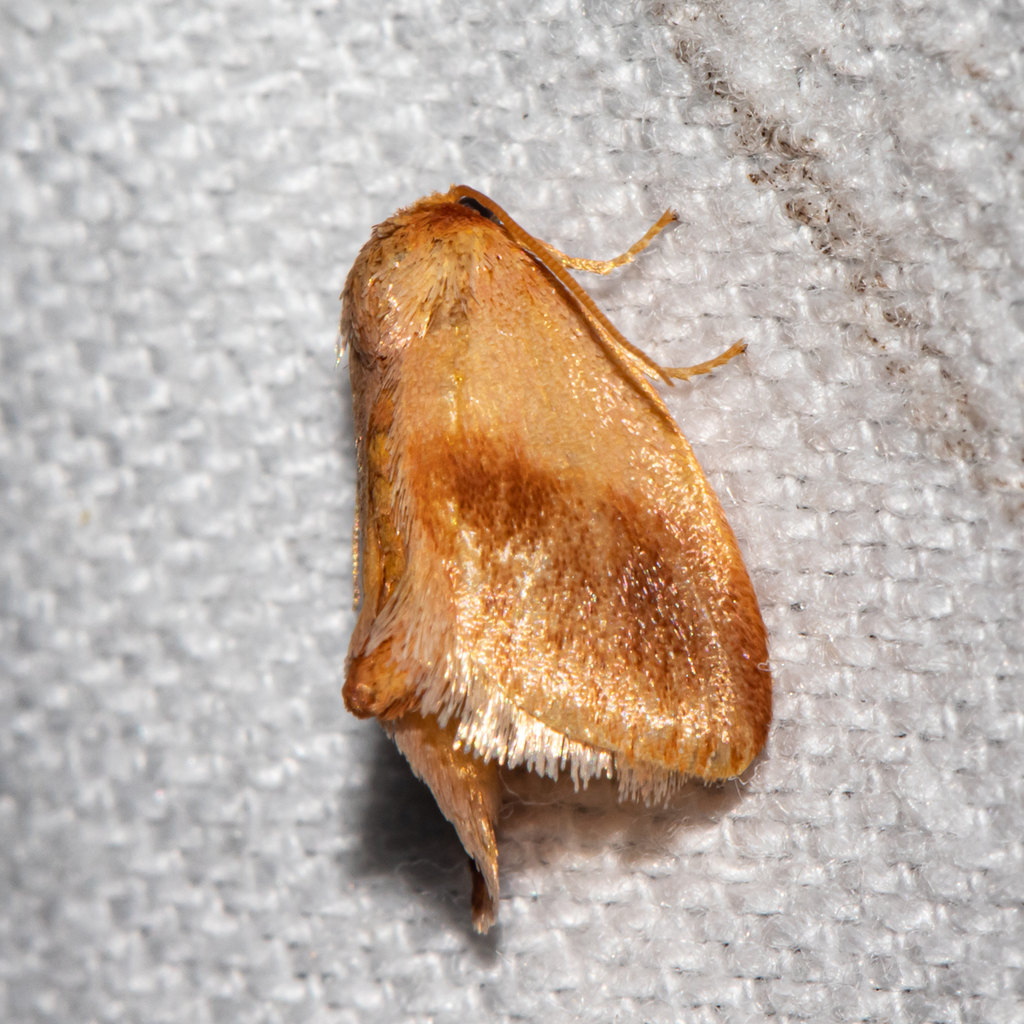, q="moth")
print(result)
[340,186,771,932]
